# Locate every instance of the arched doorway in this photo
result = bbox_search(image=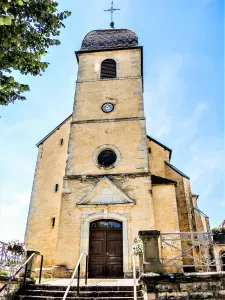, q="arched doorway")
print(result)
[88,219,123,278]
